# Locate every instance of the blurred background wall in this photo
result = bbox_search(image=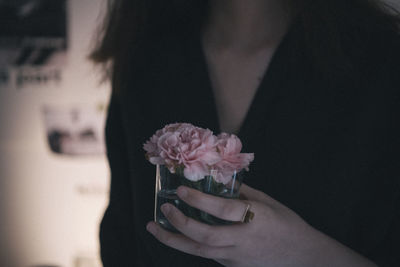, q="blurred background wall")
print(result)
[0,0,399,267]
[0,0,109,266]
